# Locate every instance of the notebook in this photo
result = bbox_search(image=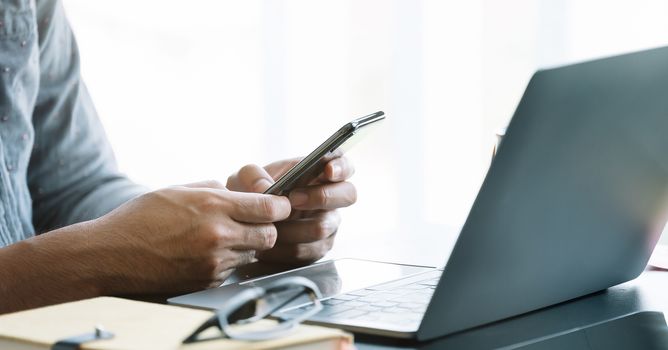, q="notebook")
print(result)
[0,297,352,350]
